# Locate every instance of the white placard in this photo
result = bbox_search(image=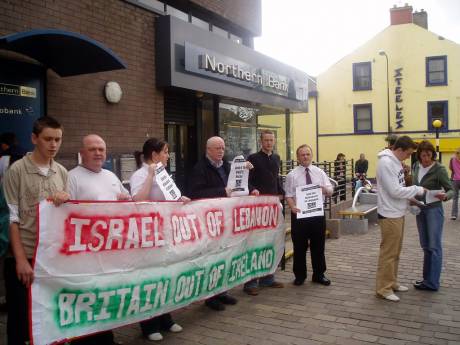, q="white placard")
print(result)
[227,155,249,197]
[155,162,181,200]
[426,189,443,204]
[295,184,324,218]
